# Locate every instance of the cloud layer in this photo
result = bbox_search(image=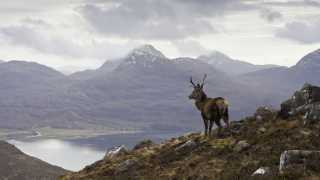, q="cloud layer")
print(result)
[78,0,253,40]
[0,0,320,71]
[276,20,320,44]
